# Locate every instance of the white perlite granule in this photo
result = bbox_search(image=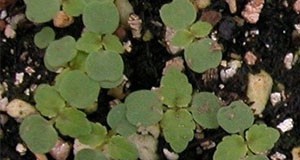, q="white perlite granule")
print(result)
[277,118,293,133]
